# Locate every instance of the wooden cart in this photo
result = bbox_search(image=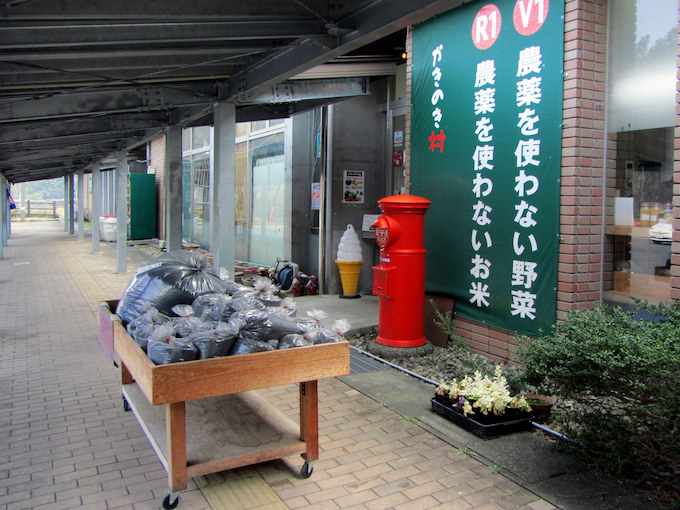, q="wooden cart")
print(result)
[99,301,350,509]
